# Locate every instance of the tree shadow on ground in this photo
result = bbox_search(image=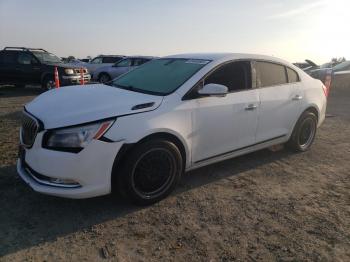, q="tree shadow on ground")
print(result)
[0,86,43,98]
